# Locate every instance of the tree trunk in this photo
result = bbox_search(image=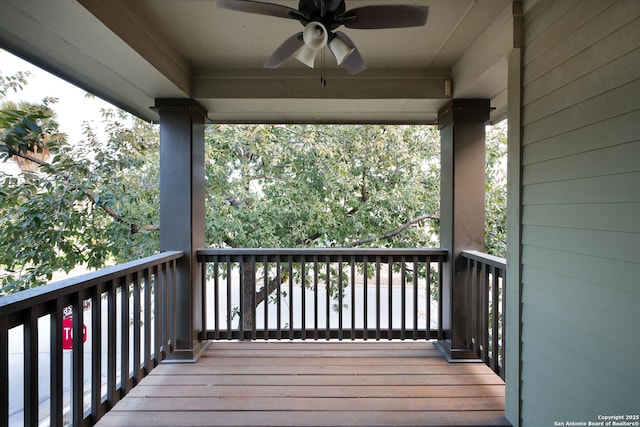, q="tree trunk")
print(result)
[241,261,256,336]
